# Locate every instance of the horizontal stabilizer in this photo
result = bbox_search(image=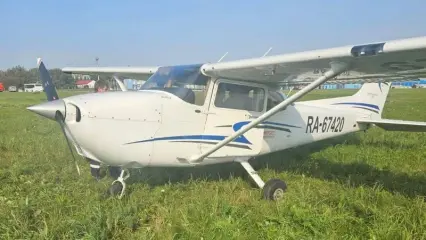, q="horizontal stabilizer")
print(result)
[358,119,426,132]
